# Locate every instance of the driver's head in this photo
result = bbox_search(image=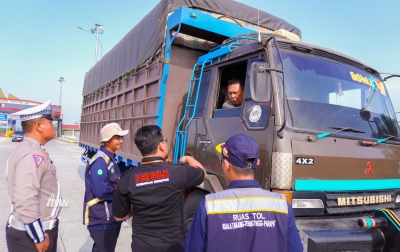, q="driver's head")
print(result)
[227,78,244,106]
